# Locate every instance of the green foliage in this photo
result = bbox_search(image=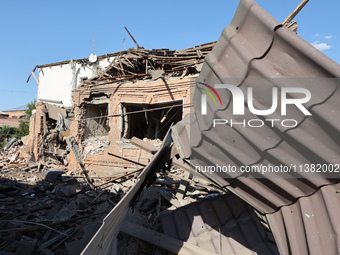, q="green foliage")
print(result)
[13,120,29,138]
[0,100,34,142]
[0,125,12,138]
[0,122,29,140]
[26,100,36,120]
[0,125,13,149]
